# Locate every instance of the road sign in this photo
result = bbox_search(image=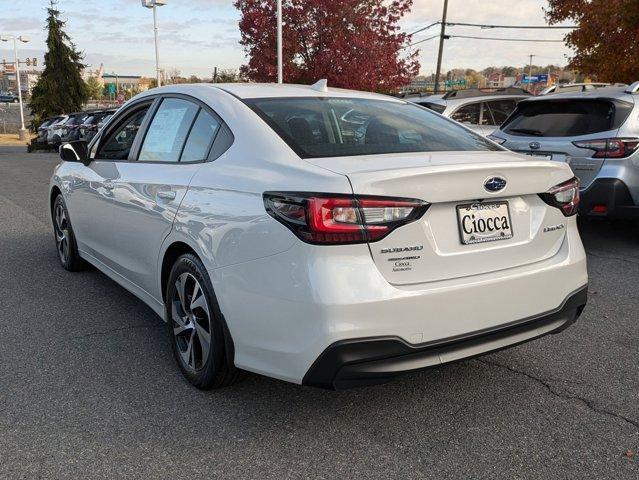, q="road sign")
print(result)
[107,83,117,94]
[116,92,125,105]
[522,74,549,84]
